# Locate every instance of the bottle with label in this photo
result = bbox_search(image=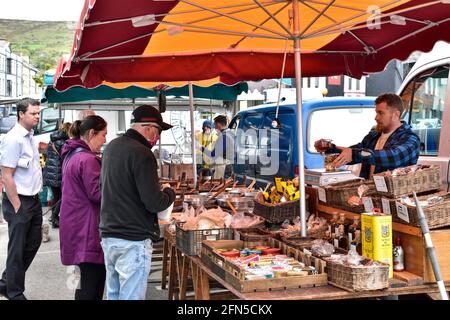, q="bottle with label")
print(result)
[338,213,349,235]
[338,224,348,250]
[329,213,339,239]
[393,237,405,272]
[350,230,362,255]
[347,216,361,250]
